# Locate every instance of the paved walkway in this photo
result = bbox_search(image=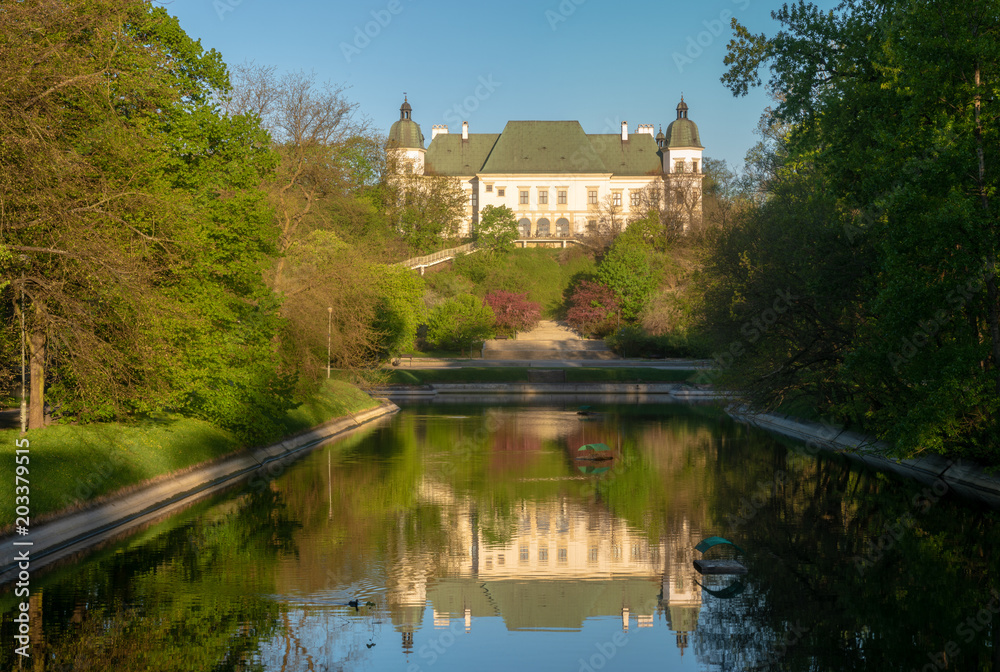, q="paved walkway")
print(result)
[483,320,619,361]
[515,319,582,341]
